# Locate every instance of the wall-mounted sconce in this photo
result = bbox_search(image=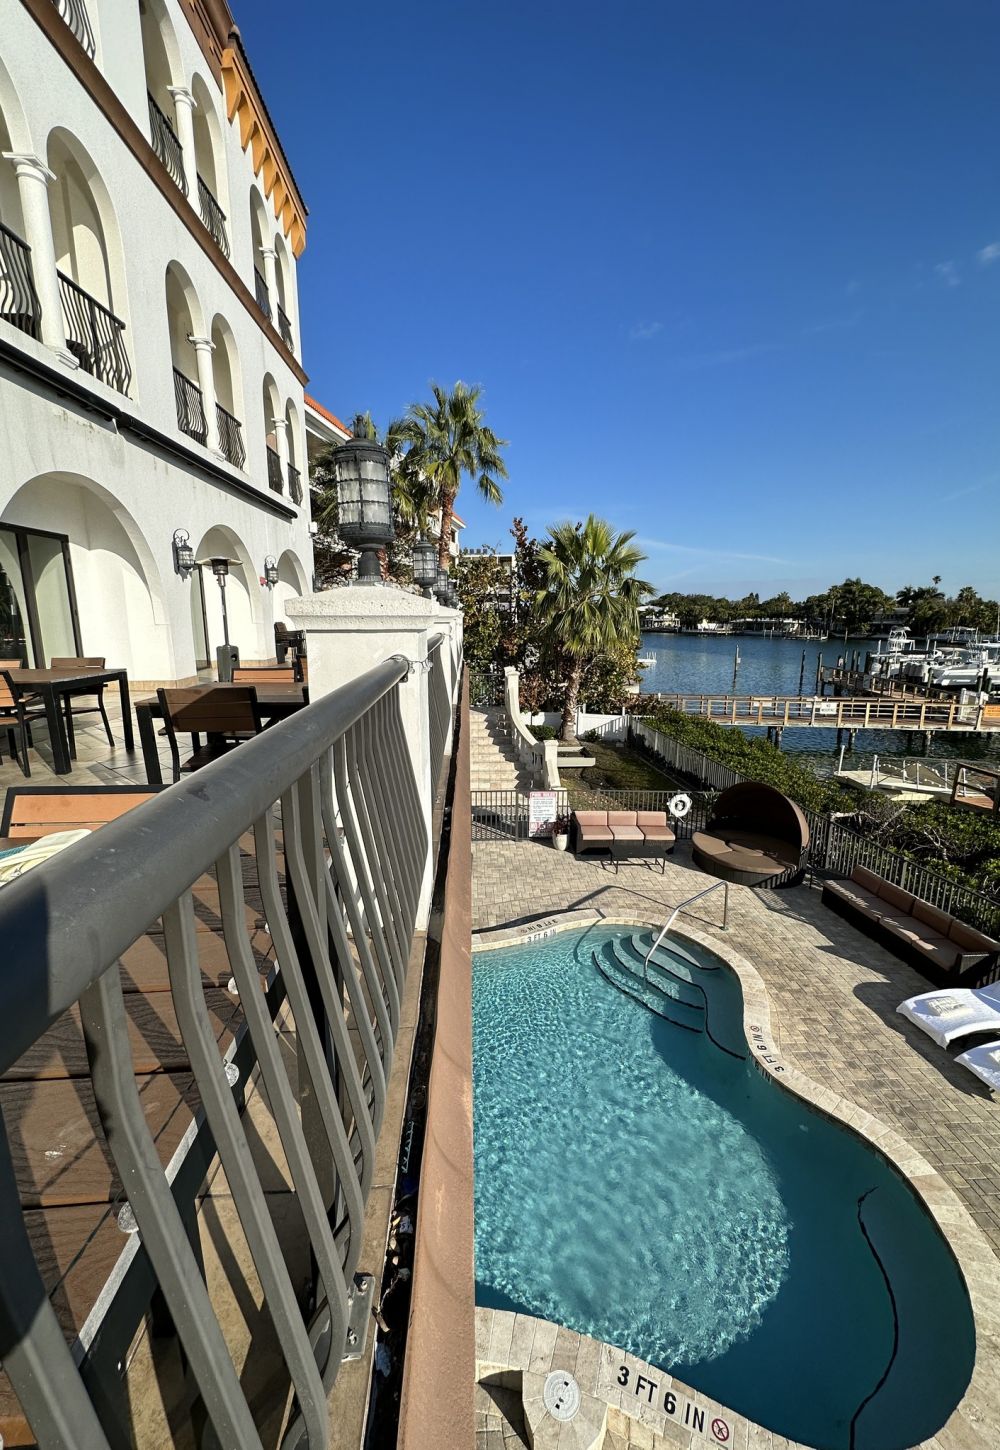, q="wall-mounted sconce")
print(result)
[263,556,279,588]
[172,528,196,577]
